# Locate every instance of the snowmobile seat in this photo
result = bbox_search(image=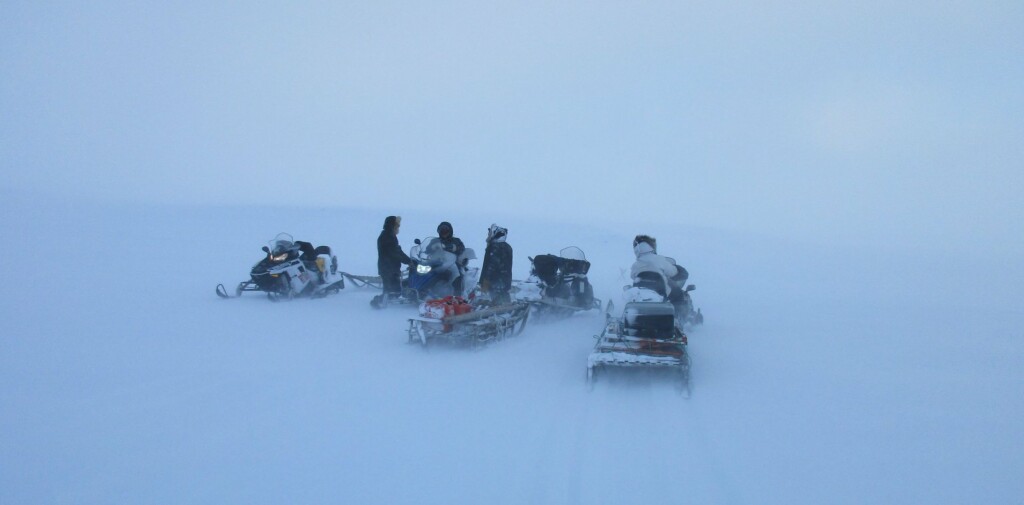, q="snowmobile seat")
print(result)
[294,242,331,259]
[560,257,591,276]
[531,254,560,287]
[633,271,669,298]
[295,241,322,271]
[296,241,316,258]
[623,302,676,338]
